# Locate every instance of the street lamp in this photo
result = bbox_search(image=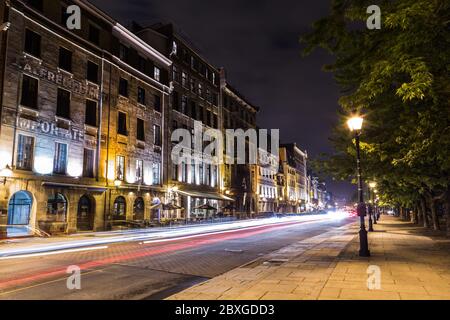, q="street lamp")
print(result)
[347,116,370,257]
[368,182,377,225]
